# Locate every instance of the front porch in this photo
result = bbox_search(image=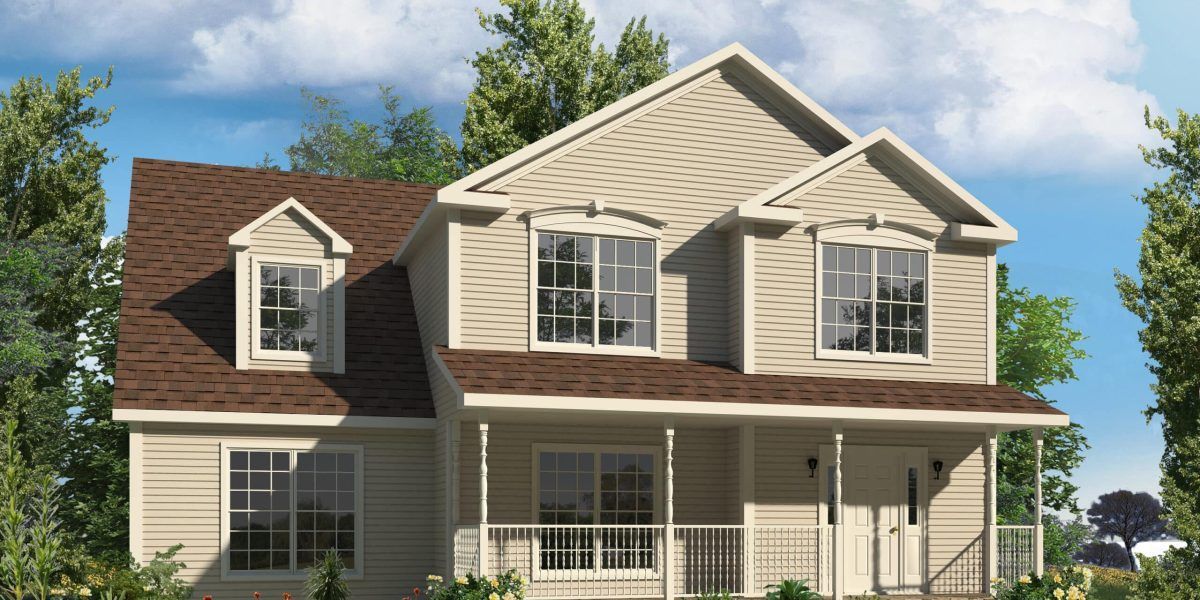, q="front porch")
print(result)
[441,415,1047,599]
